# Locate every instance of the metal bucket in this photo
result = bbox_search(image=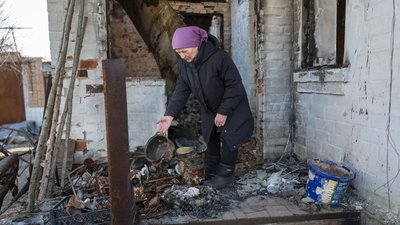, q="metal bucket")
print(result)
[144,135,174,162]
[176,147,204,185]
